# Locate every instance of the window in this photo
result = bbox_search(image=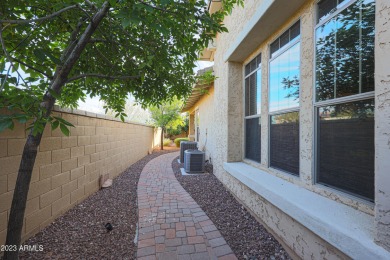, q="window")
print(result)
[315,0,375,101]
[195,109,200,142]
[270,112,300,176]
[317,100,374,201]
[244,53,261,162]
[315,0,375,201]
[269,21,301,176]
